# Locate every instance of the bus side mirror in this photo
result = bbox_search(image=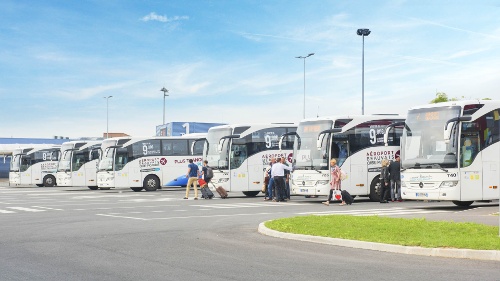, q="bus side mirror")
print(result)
[278,135,285,152]
[444,122,454,143]
[316,134,325,150]
[444,116,471,142]
[217,139,224,153]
